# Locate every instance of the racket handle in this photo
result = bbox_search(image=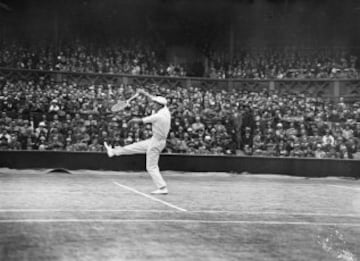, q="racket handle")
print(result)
[126,93,139,103]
